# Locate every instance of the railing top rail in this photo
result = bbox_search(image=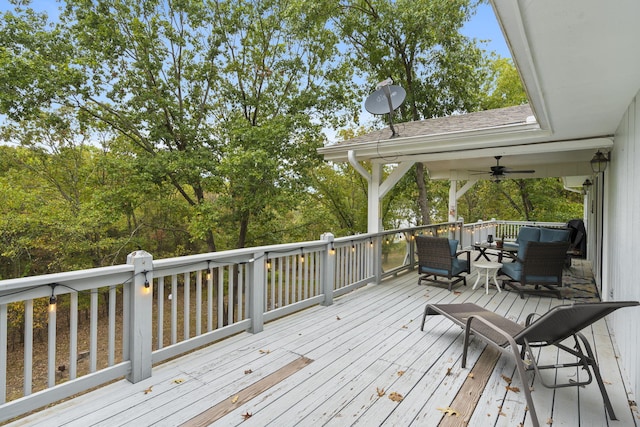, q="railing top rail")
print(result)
[0,264,134,294]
